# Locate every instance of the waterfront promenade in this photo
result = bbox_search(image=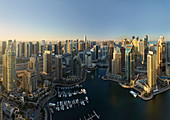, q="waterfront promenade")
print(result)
[53,72,87,87]
[102,69,170,101]
[43,88,57,120]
